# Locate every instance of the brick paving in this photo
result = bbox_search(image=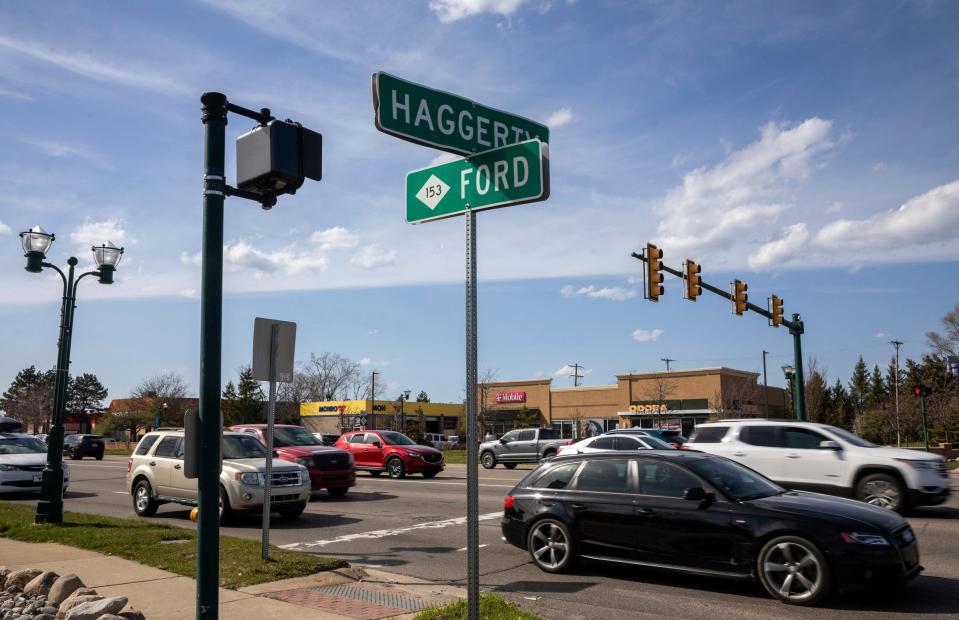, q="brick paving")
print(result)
[264,582,440,619]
